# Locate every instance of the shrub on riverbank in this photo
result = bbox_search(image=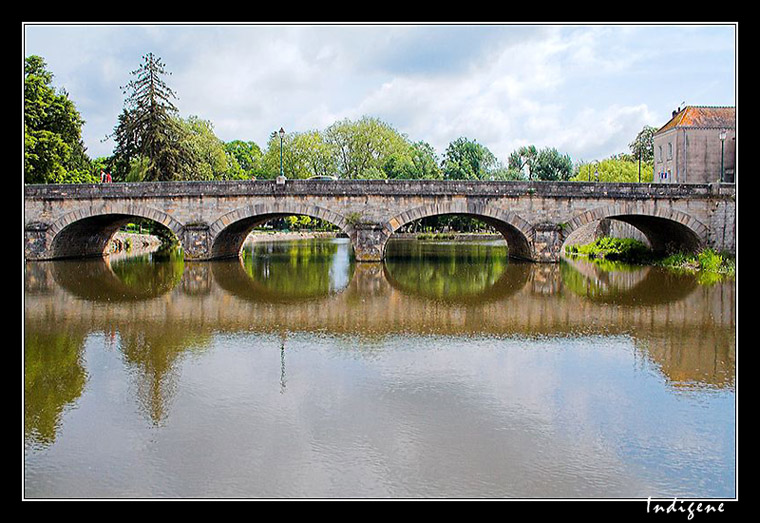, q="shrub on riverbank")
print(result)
[657,248,735,282]
[565,237,652,263]
[566,237,735,282]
